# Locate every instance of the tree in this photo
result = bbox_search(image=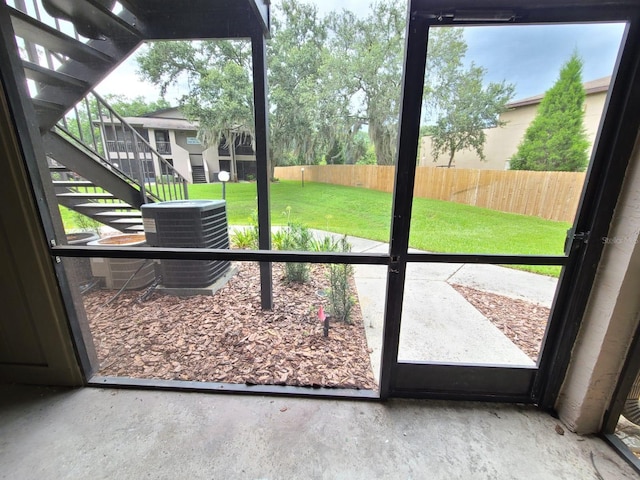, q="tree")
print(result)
[268,0,333,166]
[424,28,515,168]
[61,94,170,155]
[136,1,331,177]
[510,53,590,172]
[103,95,171,117]
[327,0,405,165]
[137,39,255,152]
[135,1,513,170]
